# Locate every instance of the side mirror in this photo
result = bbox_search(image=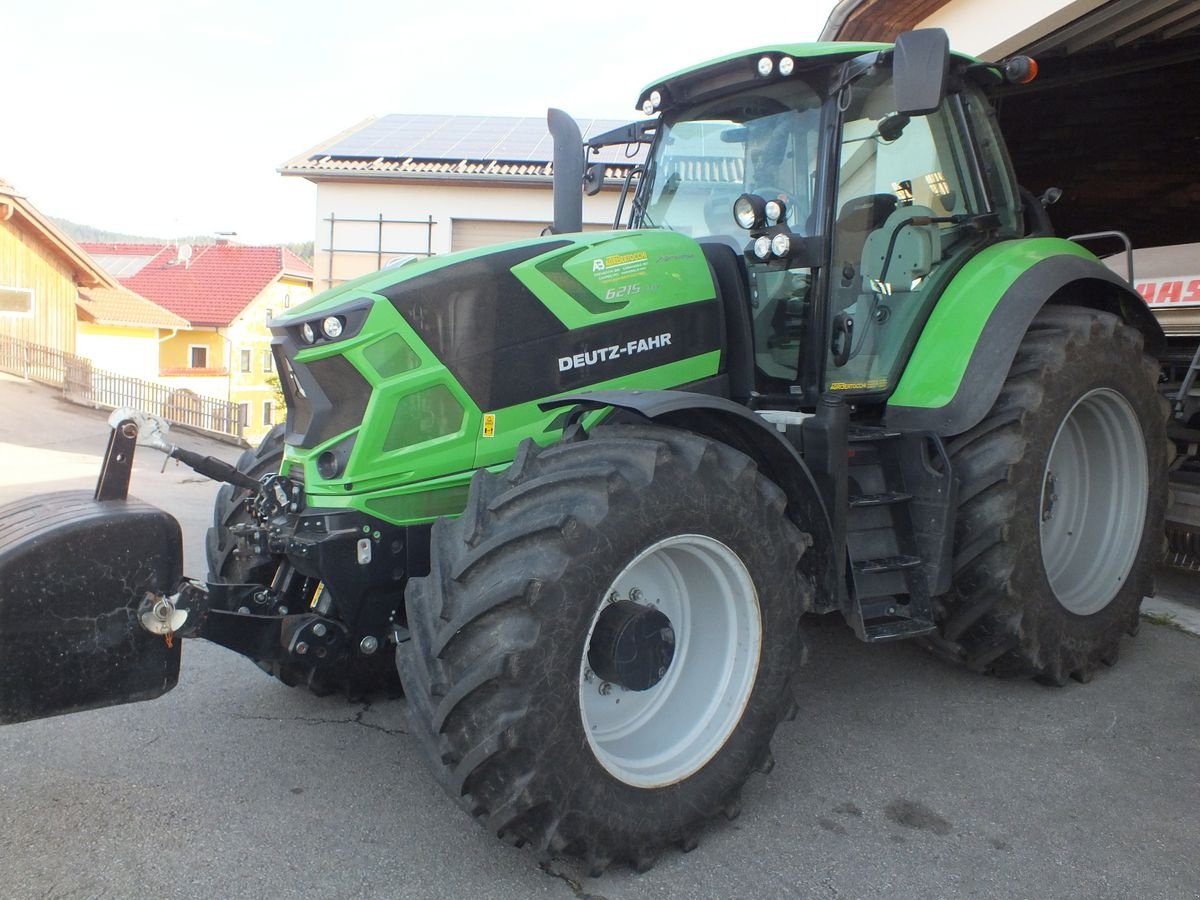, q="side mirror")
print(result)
[893,28,950,116]
[584,162,607,196]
